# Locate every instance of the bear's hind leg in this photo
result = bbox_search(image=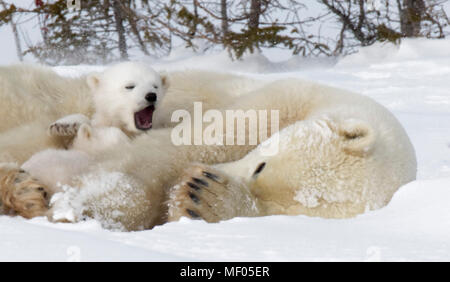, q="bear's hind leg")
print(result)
[167,163,261,223]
